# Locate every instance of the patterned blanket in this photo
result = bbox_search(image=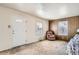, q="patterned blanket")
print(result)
[67,34,79,55]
